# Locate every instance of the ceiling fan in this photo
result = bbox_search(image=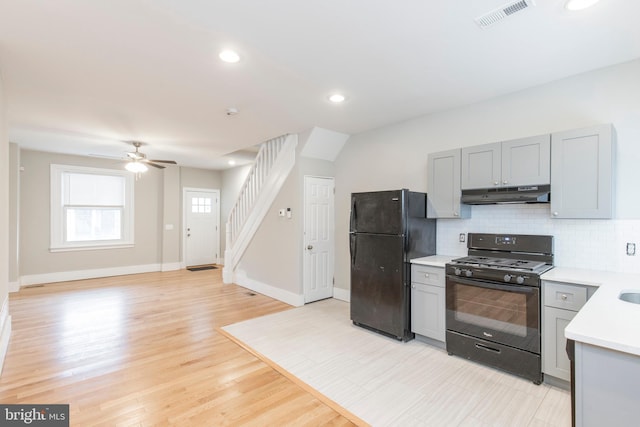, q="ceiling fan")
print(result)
[125,141,177,172]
